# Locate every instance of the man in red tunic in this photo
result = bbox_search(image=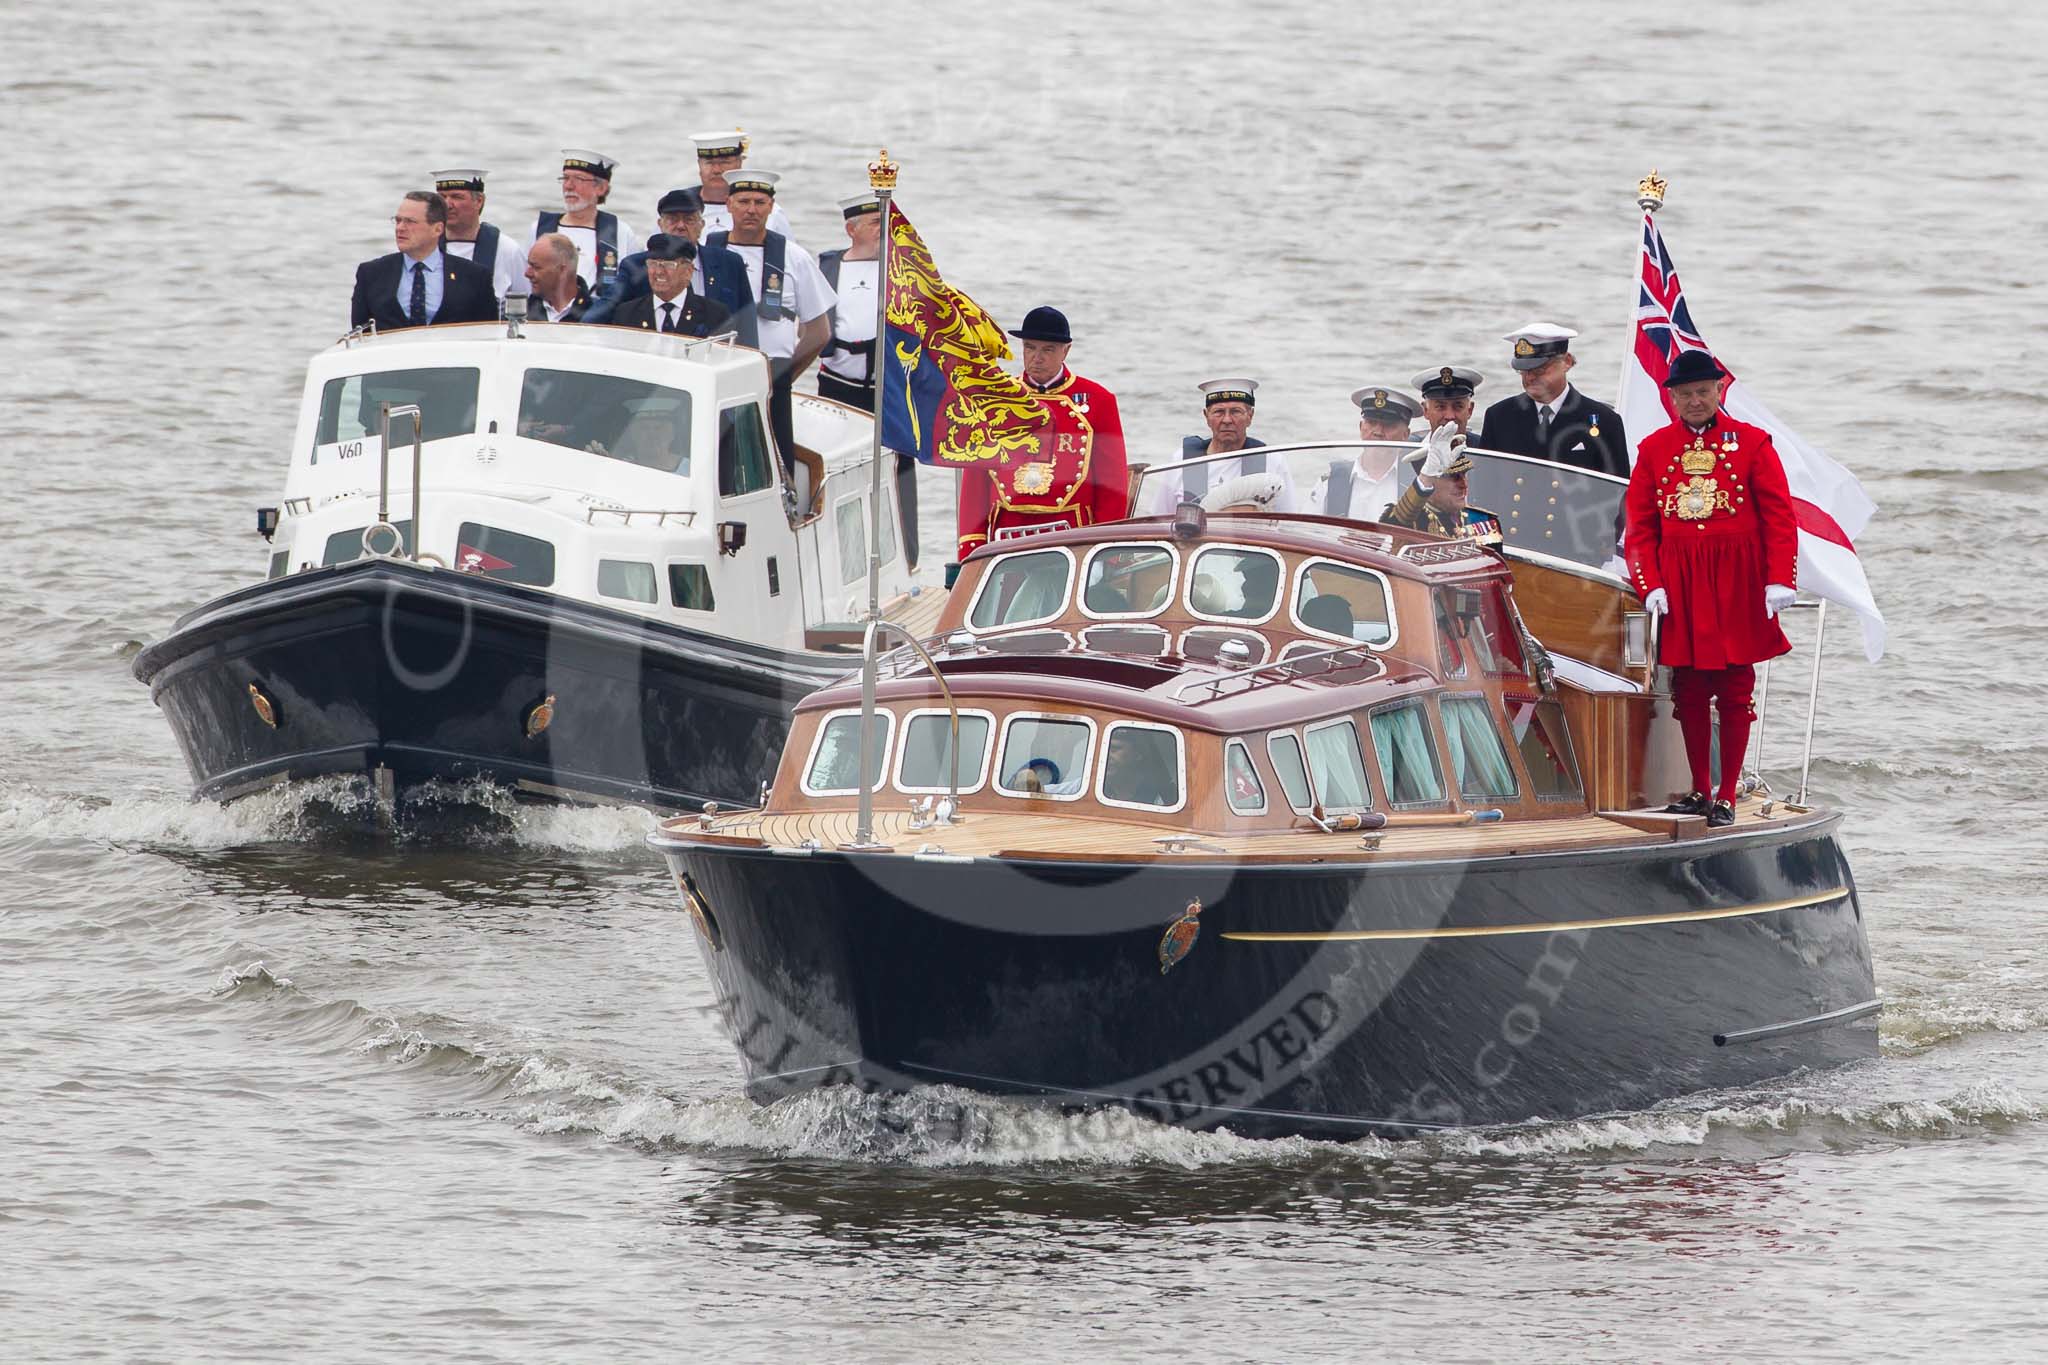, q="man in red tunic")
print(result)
[1624,350,1799,827]
[955,306,1129,564]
